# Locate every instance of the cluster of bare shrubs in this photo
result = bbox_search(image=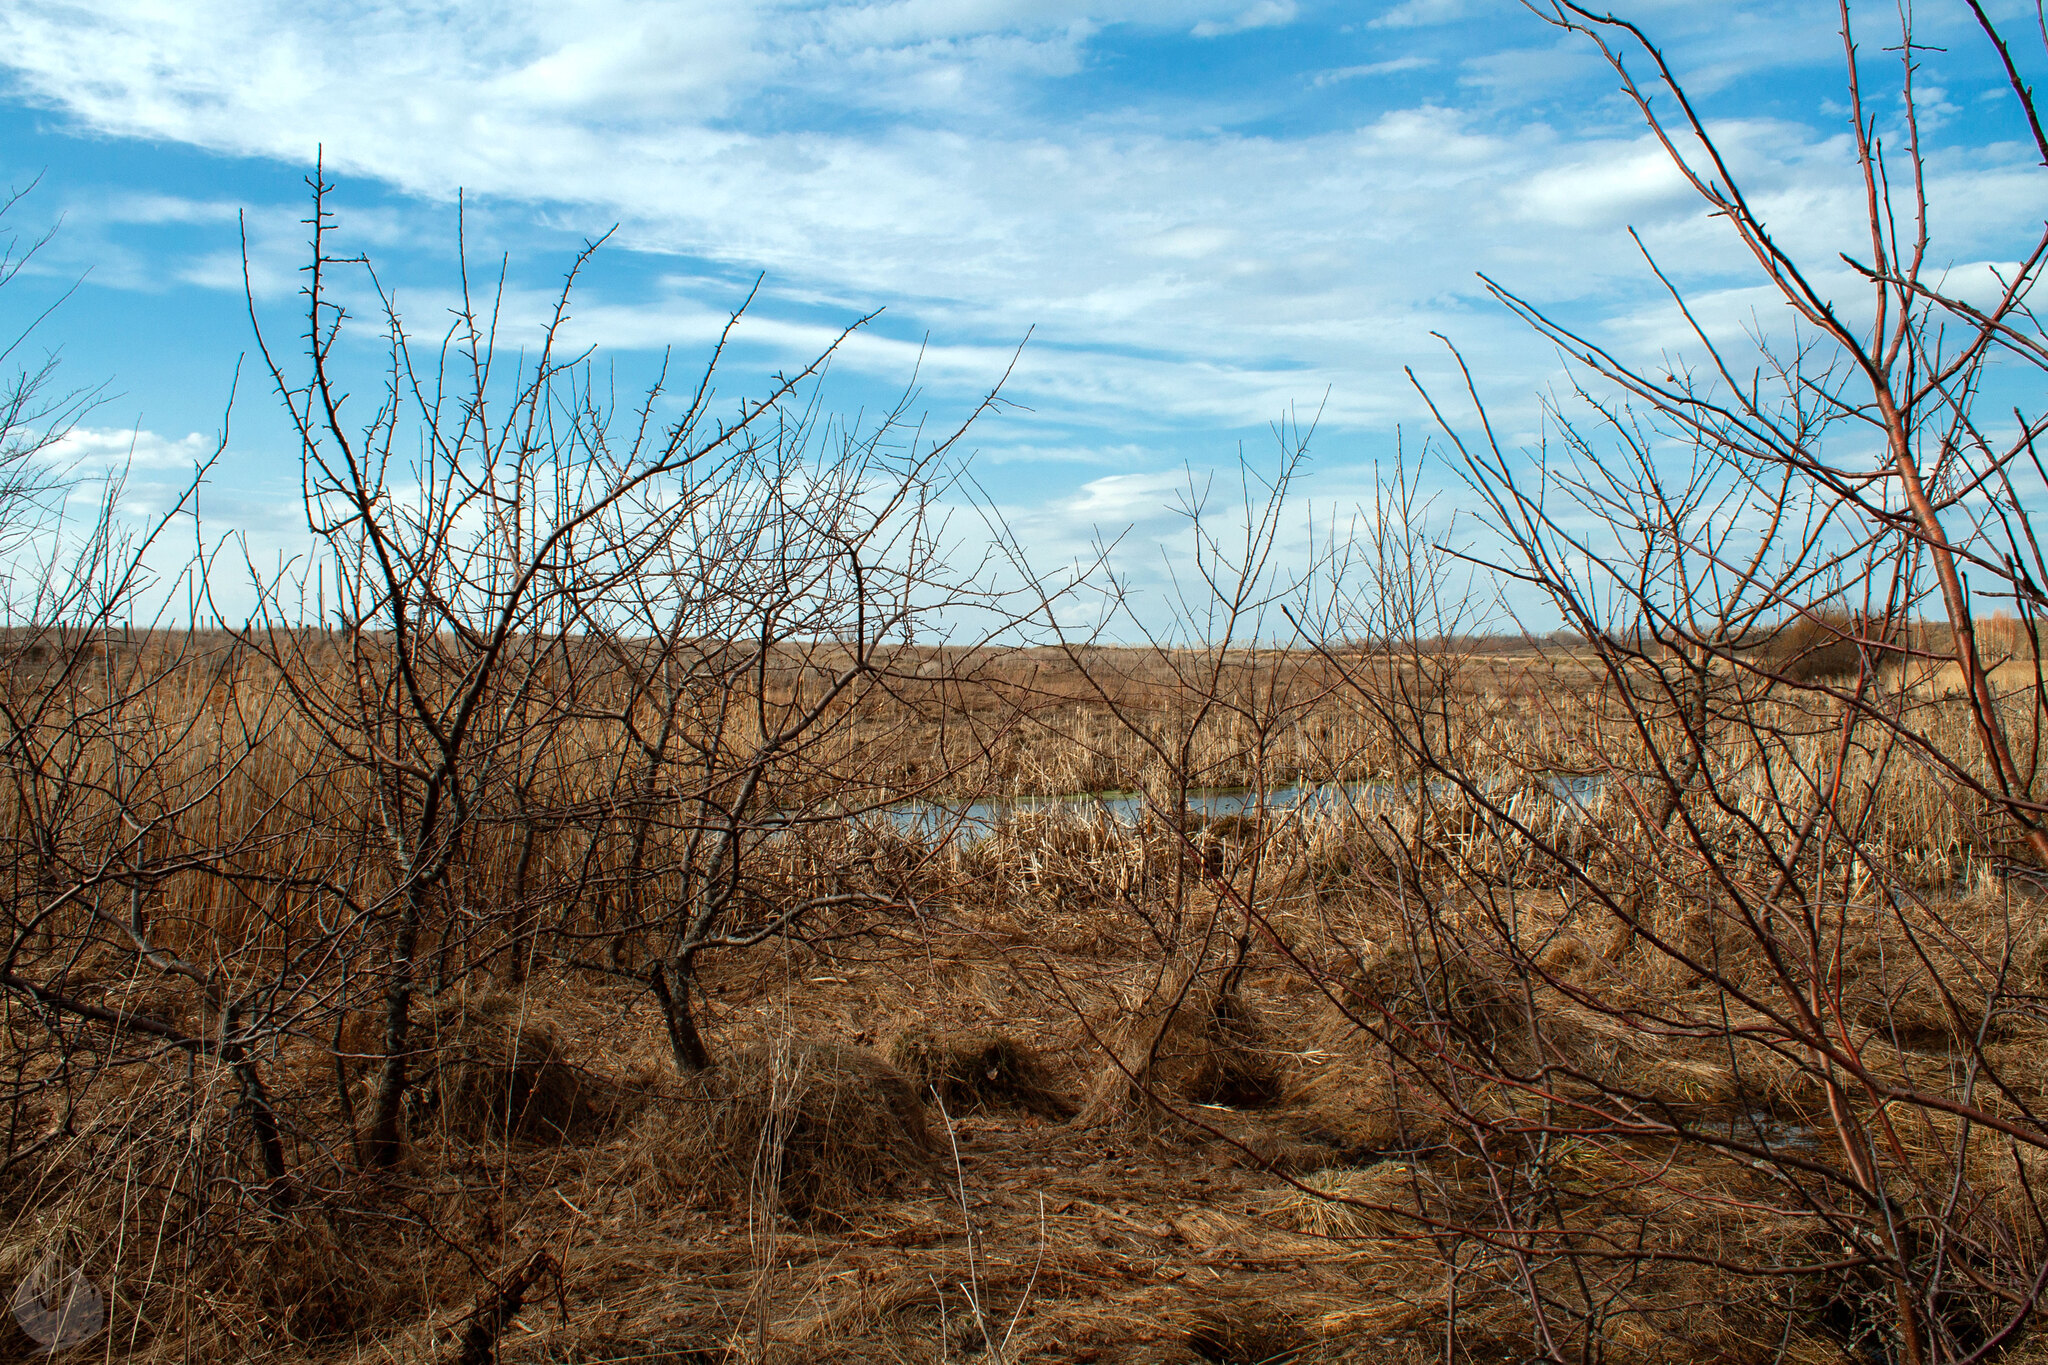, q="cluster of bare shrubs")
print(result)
[1260,4,2048,1360]
[0,169,1042,1359]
